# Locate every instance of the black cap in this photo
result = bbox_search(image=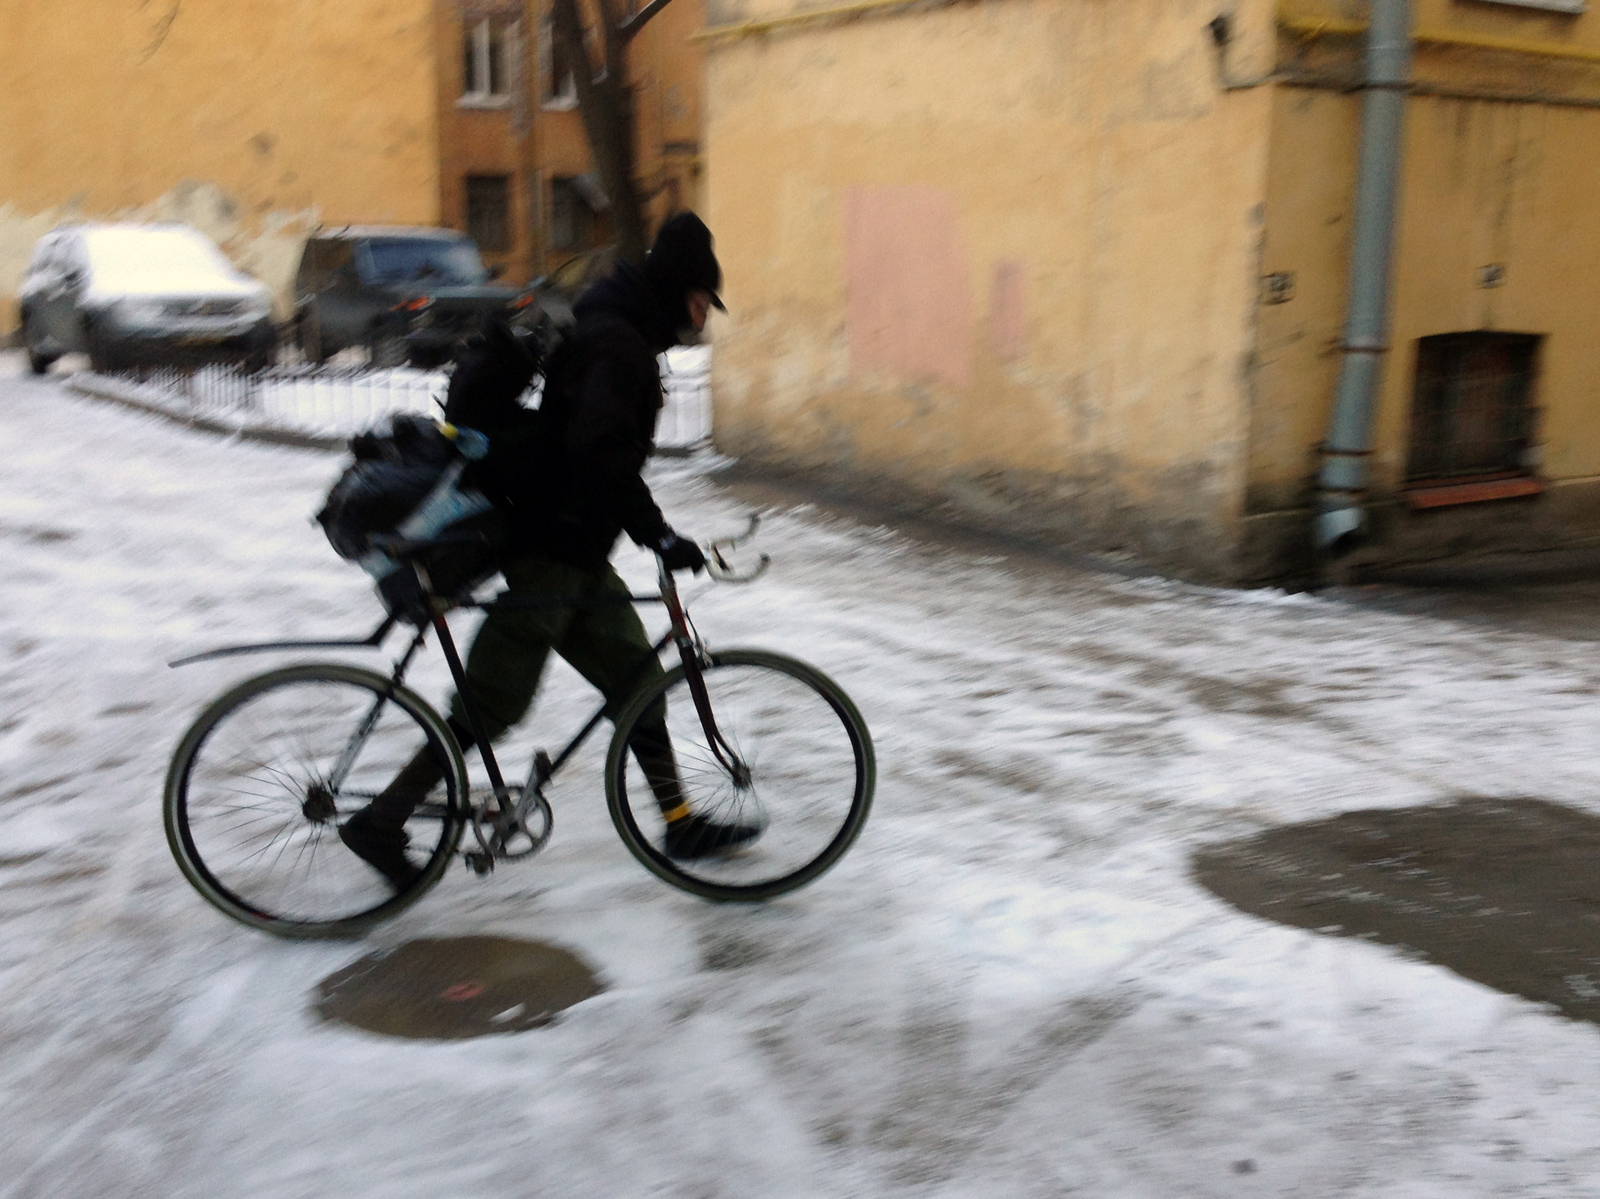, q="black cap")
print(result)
[644,212,726,312]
